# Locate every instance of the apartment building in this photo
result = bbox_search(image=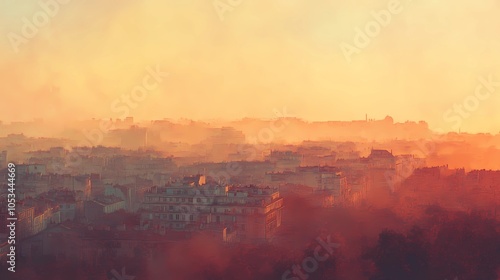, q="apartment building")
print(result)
[140,176,284,242]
